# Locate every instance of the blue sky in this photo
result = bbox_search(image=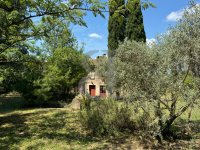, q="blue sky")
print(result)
[71,0,198,58]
